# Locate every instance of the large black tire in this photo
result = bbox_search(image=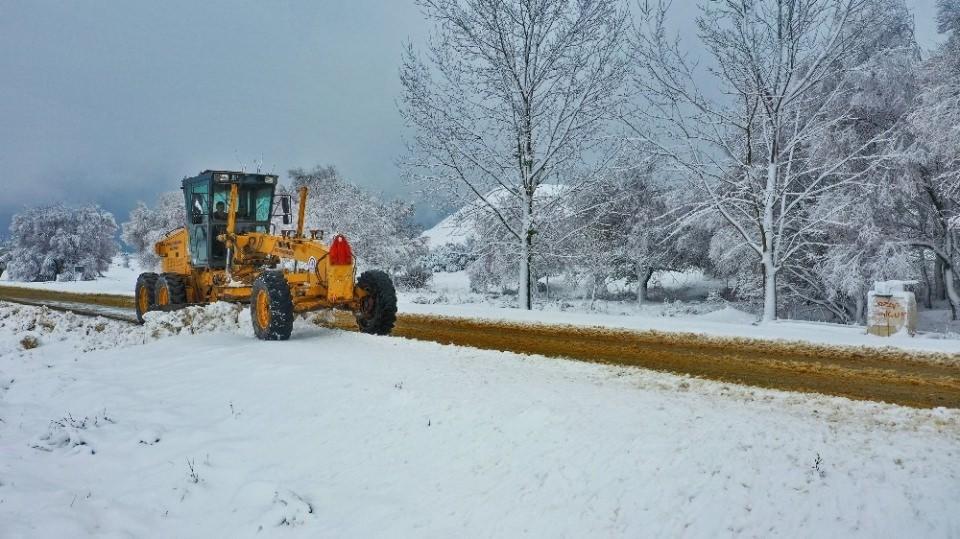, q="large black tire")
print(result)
[156,273,188,307]
[356,270,397,335]
[250,271,294,341]
[135,272,159,324]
